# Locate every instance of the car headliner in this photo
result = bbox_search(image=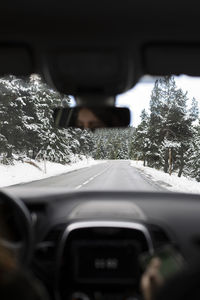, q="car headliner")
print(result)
[0,0,199,99]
